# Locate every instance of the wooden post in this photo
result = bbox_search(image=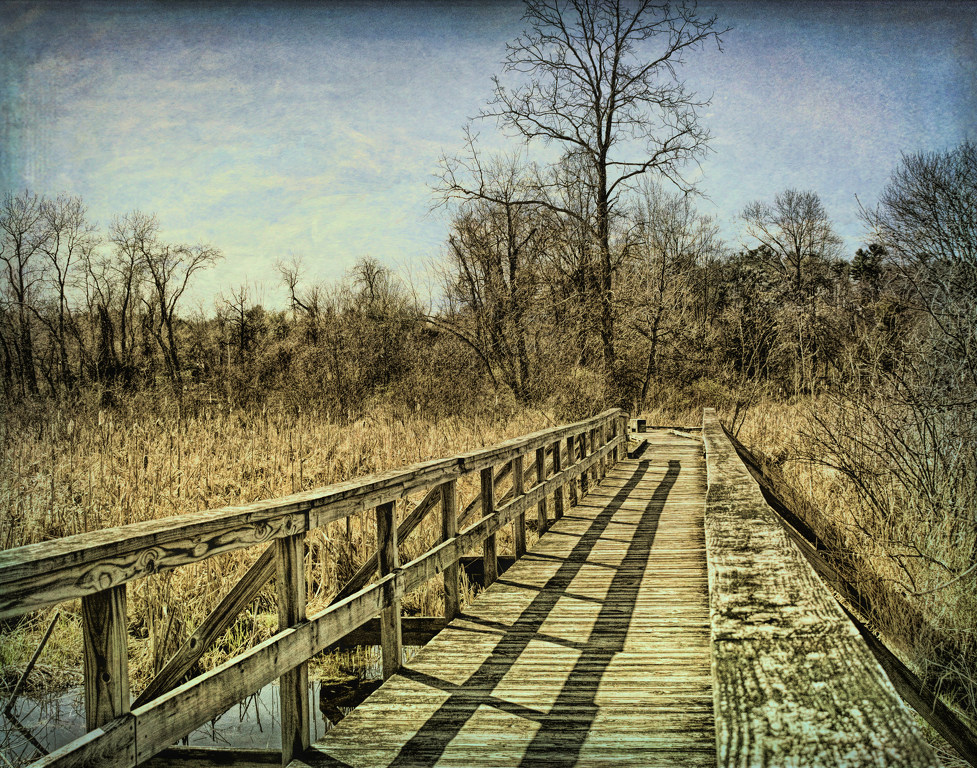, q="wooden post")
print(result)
[599,423,607,481]
[552,440,564,520]
[580,432,589,496]
[535,446,548,534]
[566,435,578,507]
[590,427,599,485]
[441,480,460,621]
[376,501,402,679]
[481,467,498,587]
[277,533,309,764]
[620,414,629,460]
[512,455,526,558]
[82,585,129,731]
